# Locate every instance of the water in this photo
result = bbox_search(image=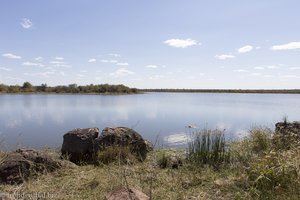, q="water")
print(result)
[0,93,300,150]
